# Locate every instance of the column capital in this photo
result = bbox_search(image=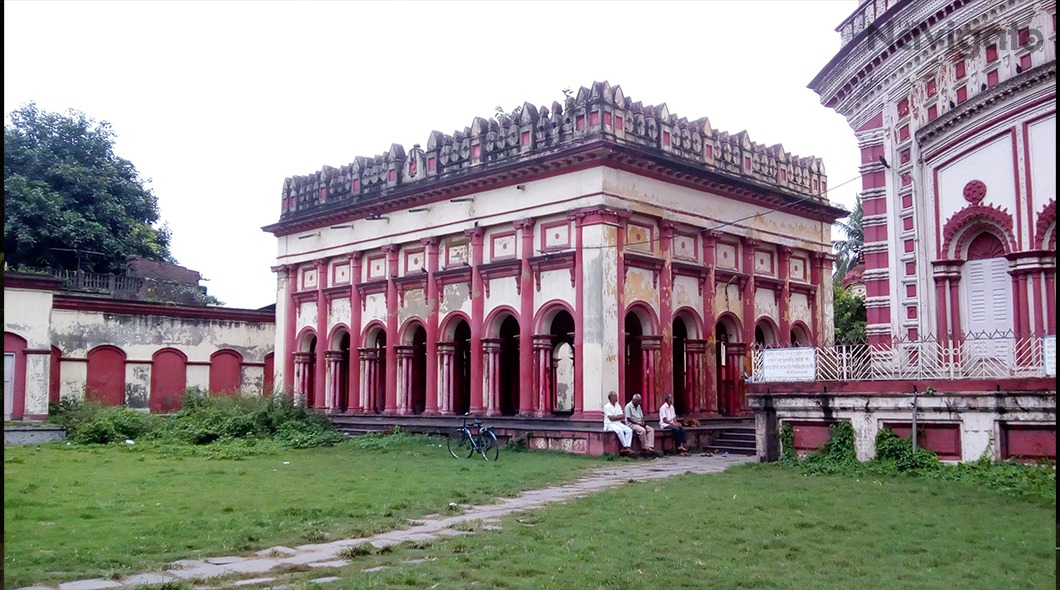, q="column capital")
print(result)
[346,251,363,264]
[314,258,327,270]
[464,227,485,241]
[513,218,536,232]
[420,236,440,248]
[778,245,794,259]
[742,237,759,250]
[659,219,677,237]
[381,244,400,255]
